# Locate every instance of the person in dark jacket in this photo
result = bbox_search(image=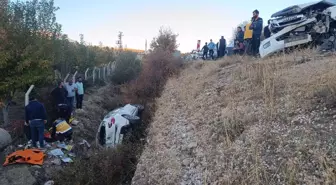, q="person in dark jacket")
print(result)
[219,36,226,58]
[25,91,47,148]
[202,42,209,60]
[249,9,263,57]
[264,20,271,39]
[51,80,67,105]
[51,80,68,121]
[235,27,244,43]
